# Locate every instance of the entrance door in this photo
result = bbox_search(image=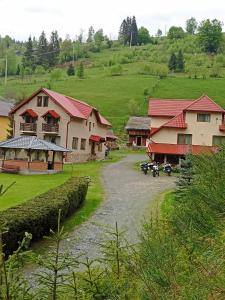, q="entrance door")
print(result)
[136,136,142,146]
[91,142,95,155]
